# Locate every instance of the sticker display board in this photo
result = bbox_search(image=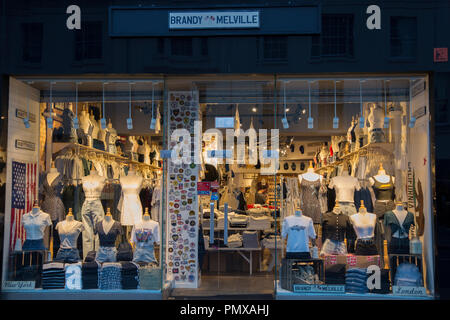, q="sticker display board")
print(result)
[166,91,200,288]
